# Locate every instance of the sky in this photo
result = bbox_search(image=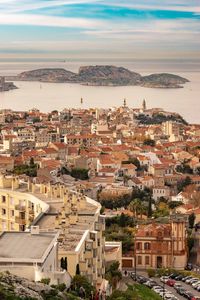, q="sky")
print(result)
[0,0,200,60]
